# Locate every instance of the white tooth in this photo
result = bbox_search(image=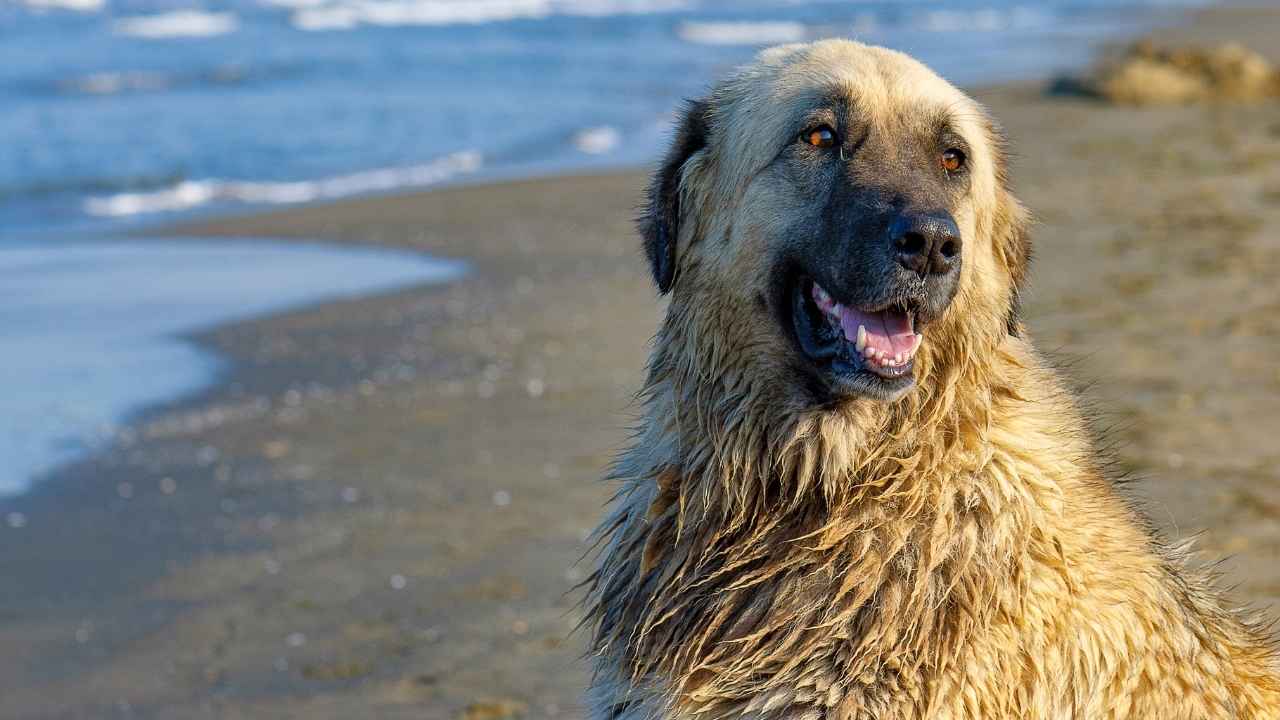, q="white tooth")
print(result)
[863,346,875,359]
[877,350,886,360]
[855,325,867,353]
[894,353,902,364]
